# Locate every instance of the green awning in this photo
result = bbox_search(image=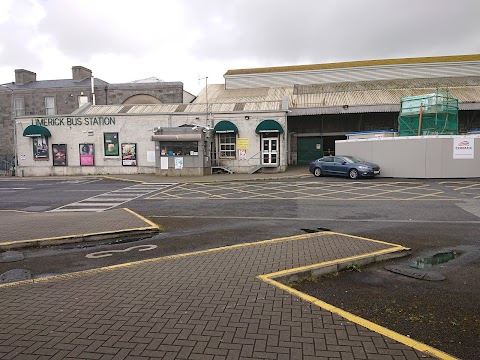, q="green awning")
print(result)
[214,120,238,133]
[255,119,284,134]
[23,124,51,137]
